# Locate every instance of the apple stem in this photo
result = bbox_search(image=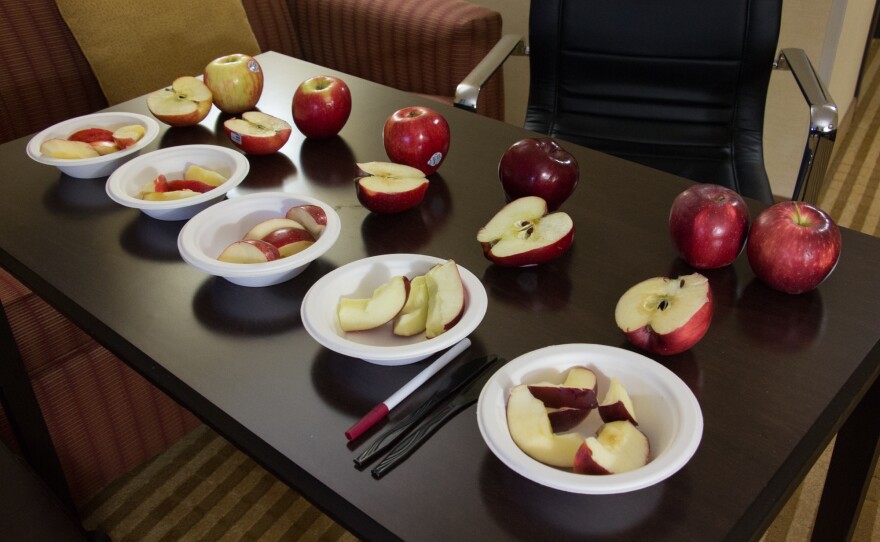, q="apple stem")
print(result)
[792,202,812,226]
